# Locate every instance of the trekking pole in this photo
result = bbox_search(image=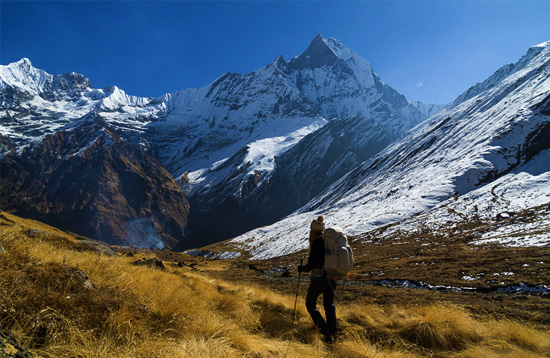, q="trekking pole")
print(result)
[292,259,303,323]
